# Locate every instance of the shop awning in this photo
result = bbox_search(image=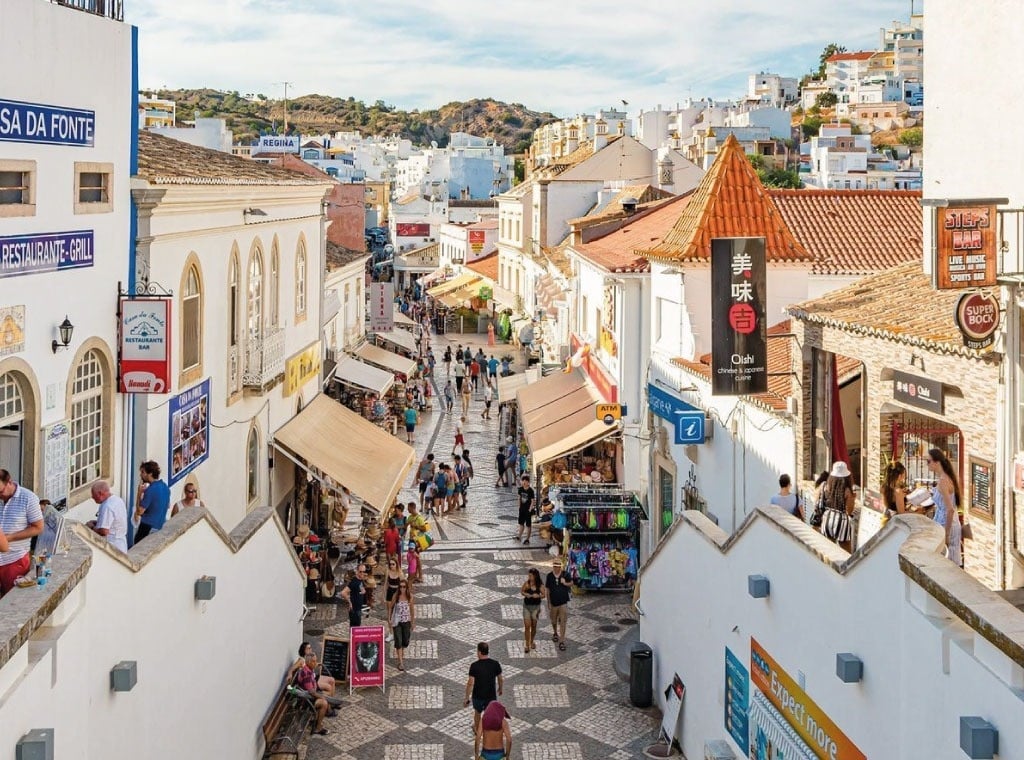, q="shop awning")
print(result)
[373,329,418,355]
[490,284,519,310]
[426,272,480,298]
[393,308,417,328]
[333,356,394,396]
[496,367,541,404]
[516,368,618,466]
[273,395,415,513]
[354,342,417,377]
[418,266,448,286]
[438,284,481,308]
